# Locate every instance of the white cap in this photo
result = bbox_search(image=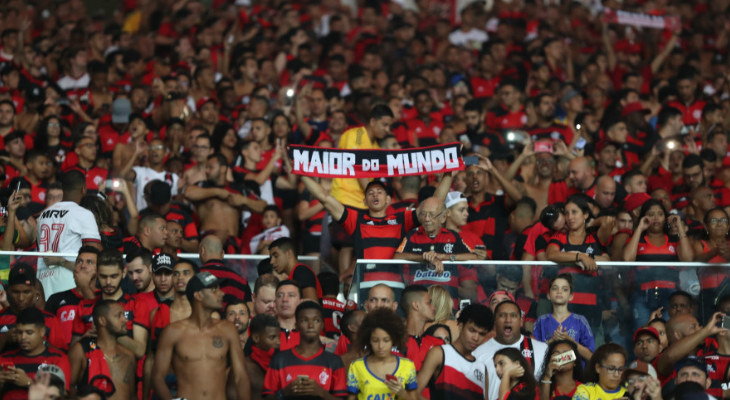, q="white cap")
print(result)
[445,191,467,209]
